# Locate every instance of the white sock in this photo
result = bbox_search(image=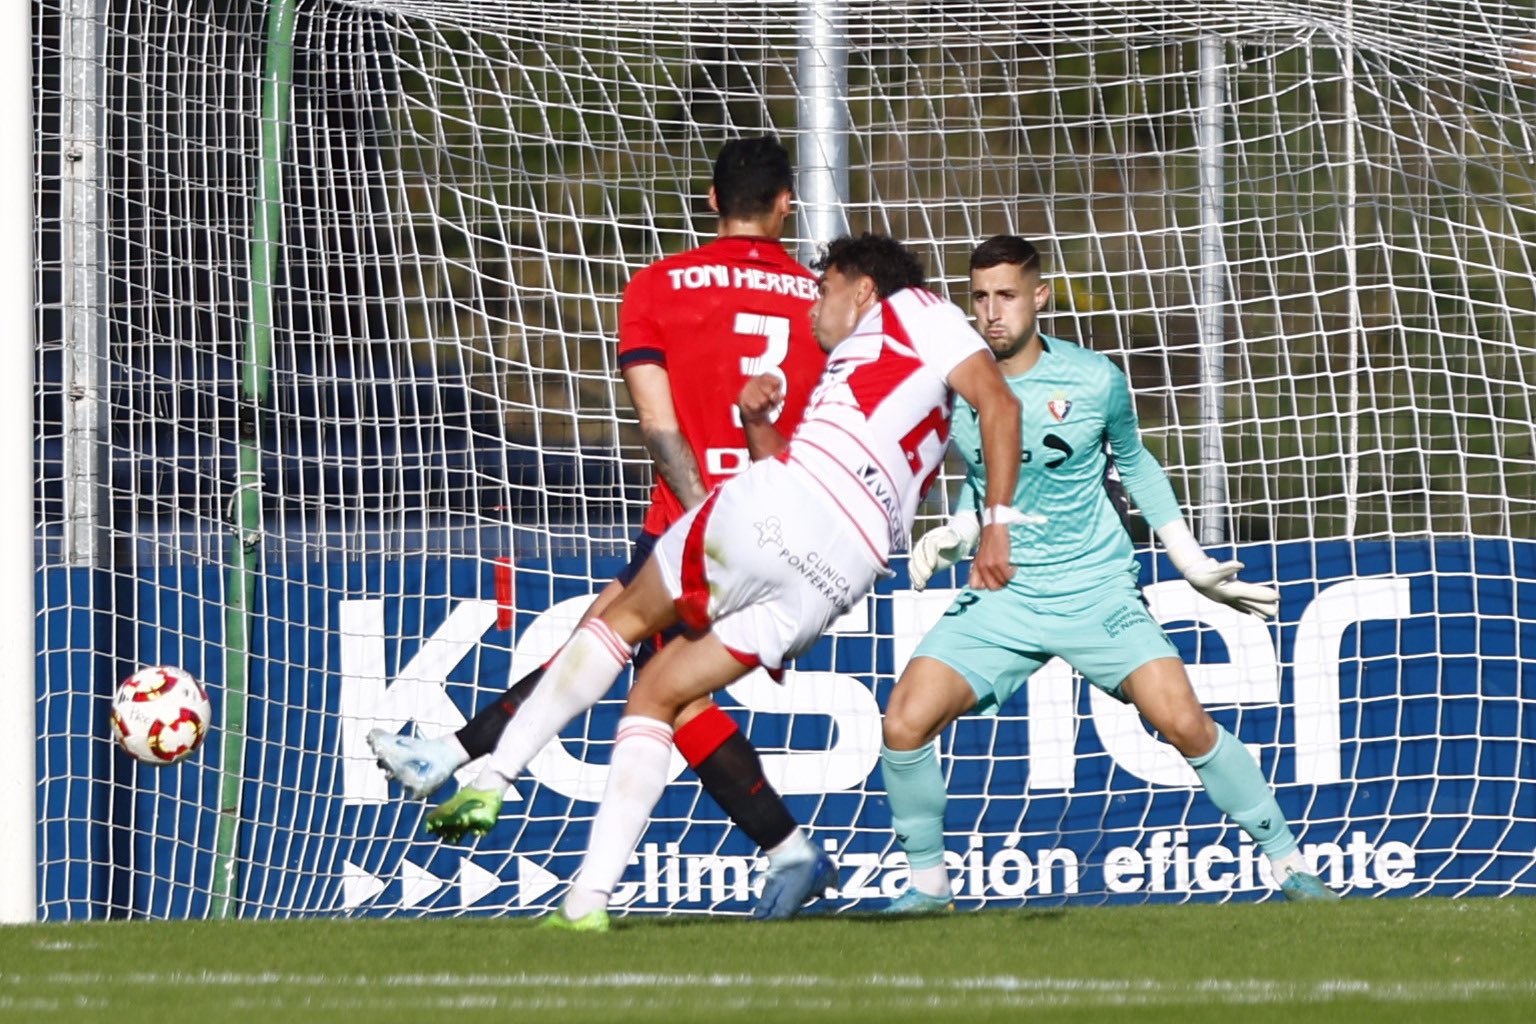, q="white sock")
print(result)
[570,714,675,899]
[473,619,632,790]
[909,864,953,898]
[438,733,470,767]
[560,886,609,920]
[765,827,817,867]
[1268,848,1310,880]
